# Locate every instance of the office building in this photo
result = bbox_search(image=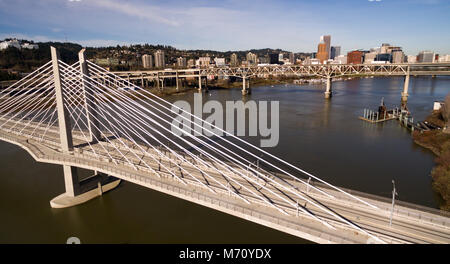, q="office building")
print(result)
[418,51,435,63]
[320,35,331,59]
[347,50,364,64]
[330,46,341,60]
[317,42,328,63]
[269,53,279,64]
[289,53,295,64]
[392,50,404,64]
